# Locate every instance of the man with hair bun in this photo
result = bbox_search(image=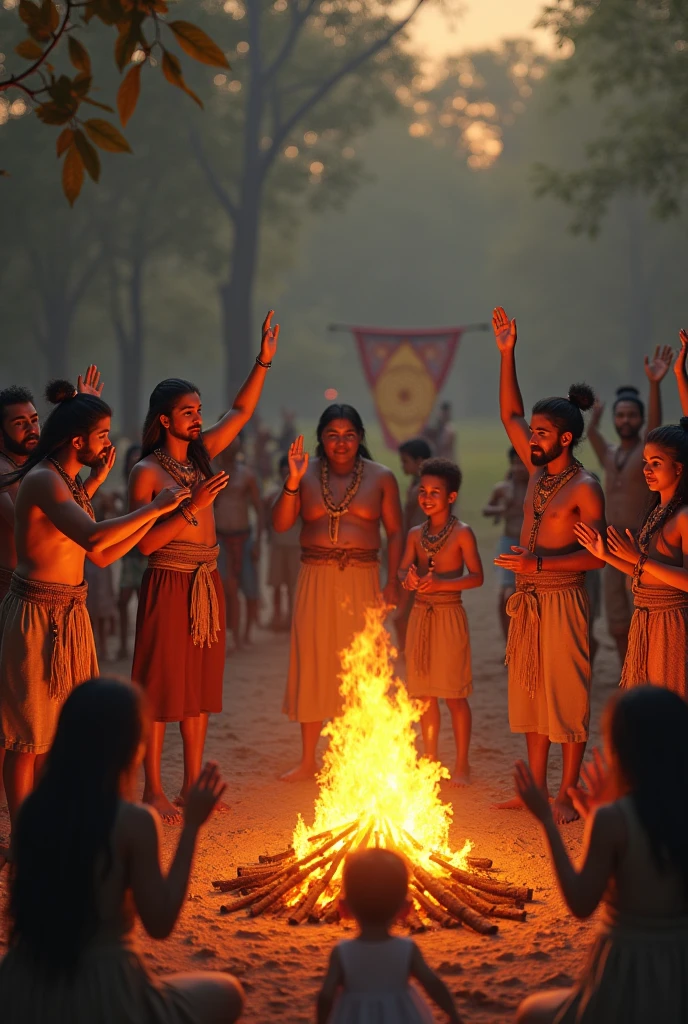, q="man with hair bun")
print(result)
[587,346,673,663]
[0,381,187,836]
[492,307,606,824]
